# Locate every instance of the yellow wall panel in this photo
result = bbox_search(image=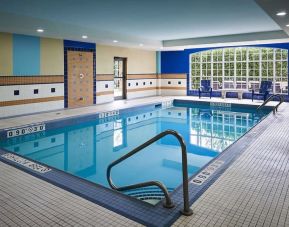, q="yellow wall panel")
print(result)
[40,38,64,75]
[0,32,13,76]
[96,45,156,74]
